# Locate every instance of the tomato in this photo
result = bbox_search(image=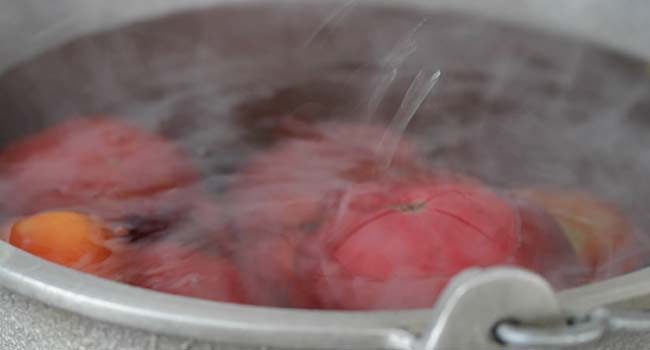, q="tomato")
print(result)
[513,189,639,280]
[129,241,246,303]
[298,181,520,310]
[8,211,116,274]
[121,199,247,303]
[227,122,443,235]
[509,198,586,288]
[0,117,200,218]
[235,232,320,308]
